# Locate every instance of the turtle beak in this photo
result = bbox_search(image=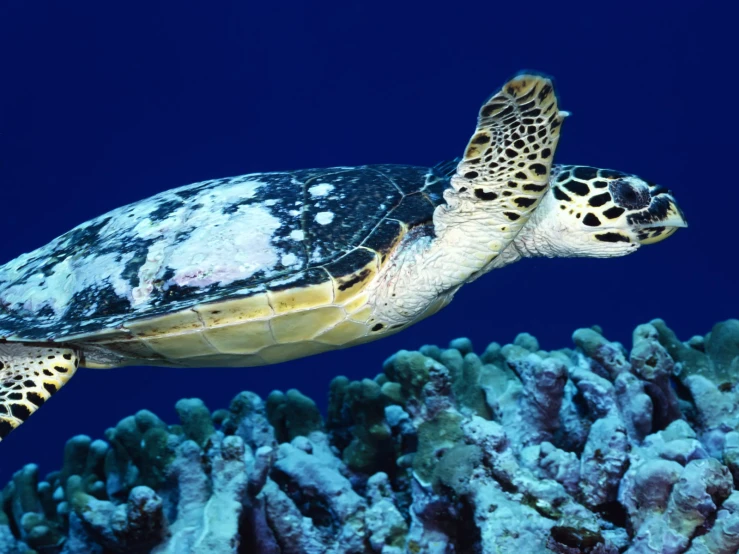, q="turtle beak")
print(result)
[635,192,687,245]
